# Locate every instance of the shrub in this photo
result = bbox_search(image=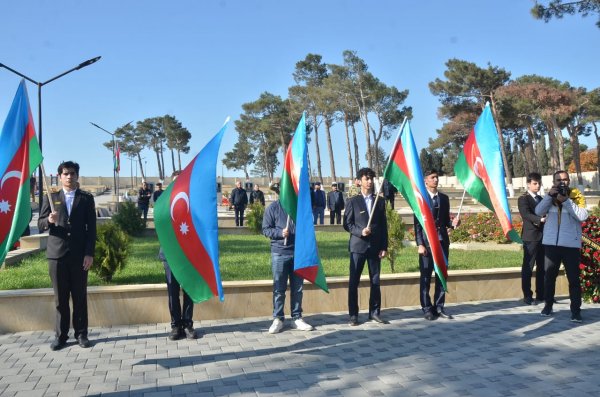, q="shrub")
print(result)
[93,222,131,282]
[246,203,265,234]
[112,201,146,236]
[449,212,522,243]
[385,204,405,273]
[581,215,600,303]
